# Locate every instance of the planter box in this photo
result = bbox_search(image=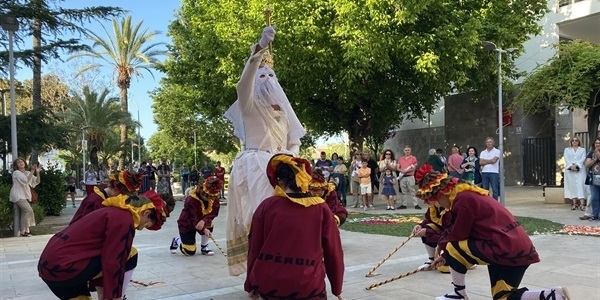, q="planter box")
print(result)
[543,186,570,204]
